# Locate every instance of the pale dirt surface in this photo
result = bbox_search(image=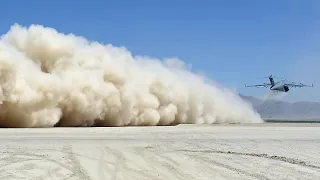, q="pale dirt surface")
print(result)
[0,124,319,180]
